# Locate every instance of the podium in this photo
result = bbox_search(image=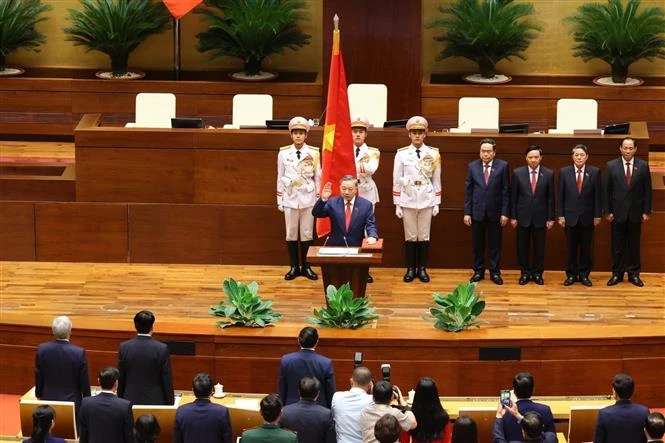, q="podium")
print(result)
[307,244,383,301]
